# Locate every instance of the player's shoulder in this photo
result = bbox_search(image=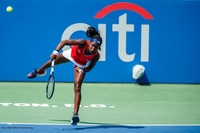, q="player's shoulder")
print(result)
[76,39,87,44]
[75,39,87,49]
